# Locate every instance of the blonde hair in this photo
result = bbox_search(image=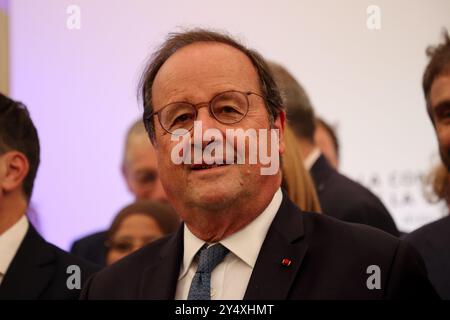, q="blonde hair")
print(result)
[282,125,322,213]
